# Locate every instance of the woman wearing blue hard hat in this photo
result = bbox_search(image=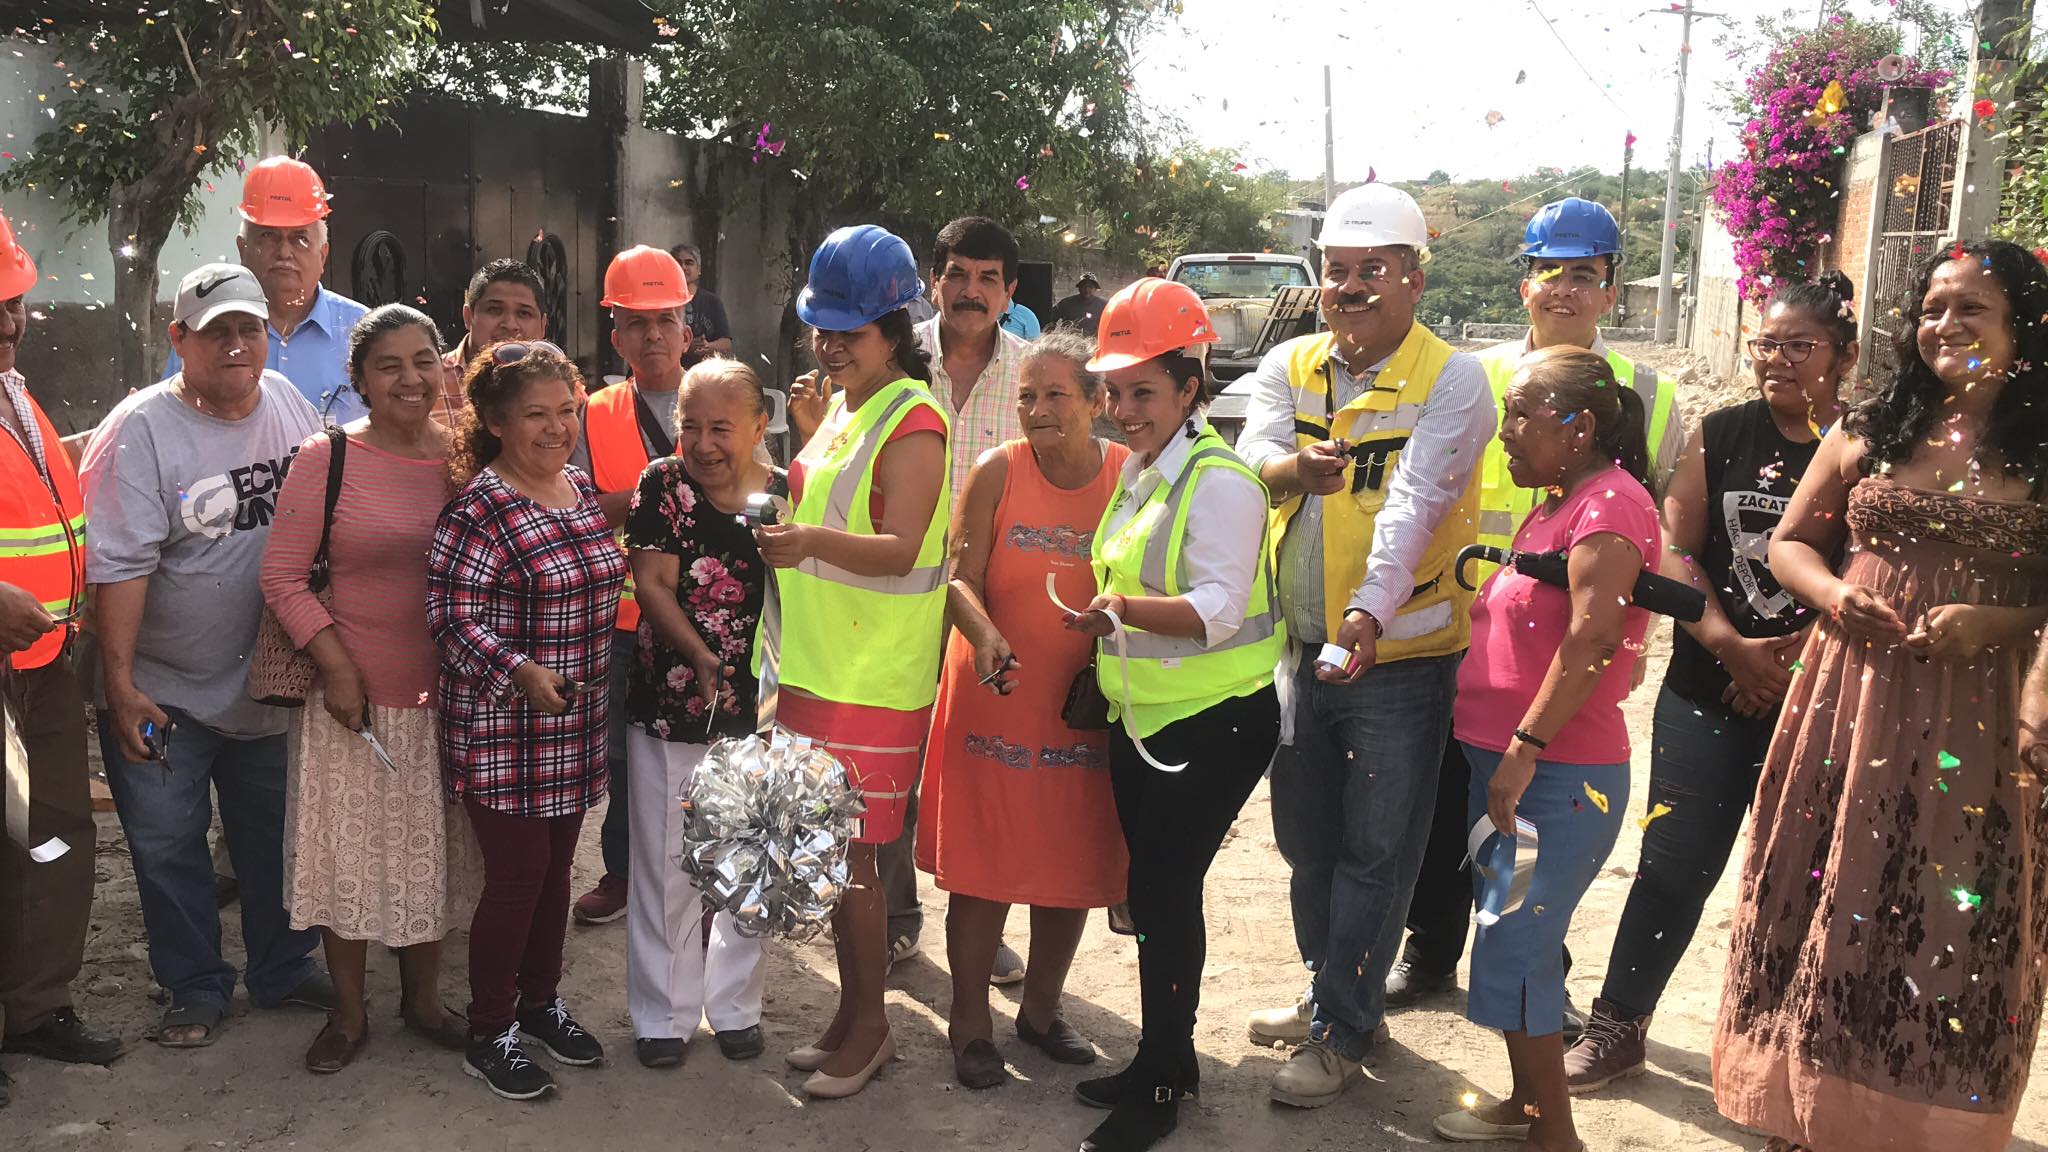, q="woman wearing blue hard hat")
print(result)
[753,224,950,1099]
